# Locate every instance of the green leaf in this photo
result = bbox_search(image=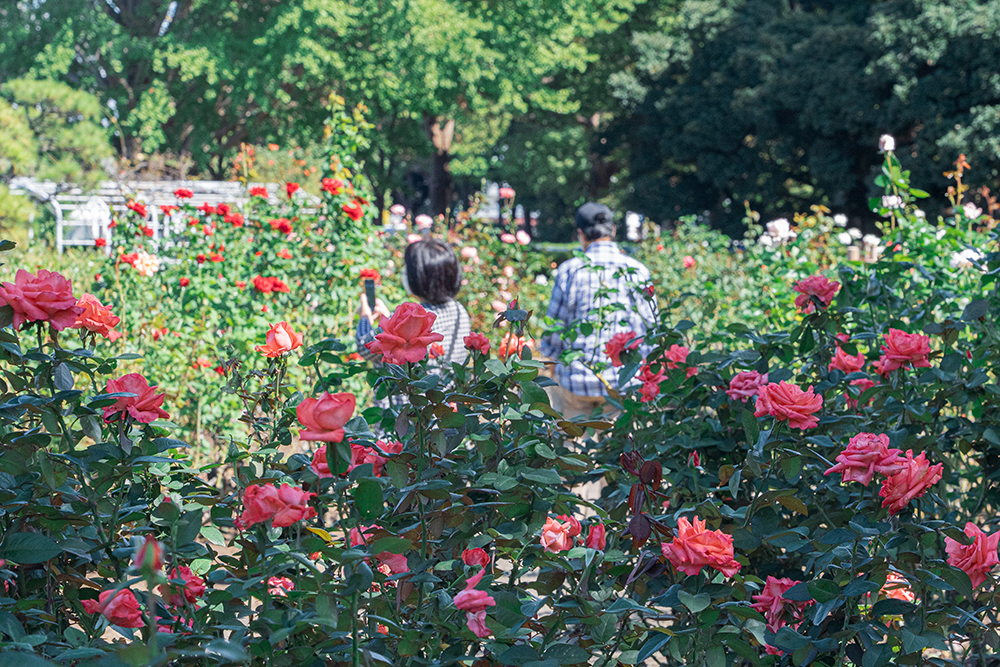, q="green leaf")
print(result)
[544,643,590,664]
[706,645,725,667]
[200,526,227,547]
[497,645,541,665]
[677,590,710,613]
[0,654,58,667]
[637,631,671,662]
[901,627,927,655]
[776,495,808,516]
[369,537,411,555]
[592,614,618,645]
[741,409,759,446]
[807,580,840,604]
[842,577,879,597]
[0,532,62,564]
[962,299,989,321]
[521,468,562,485]
[354,479,384,520]
[940,566,974,600]
[871,599,916,617]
